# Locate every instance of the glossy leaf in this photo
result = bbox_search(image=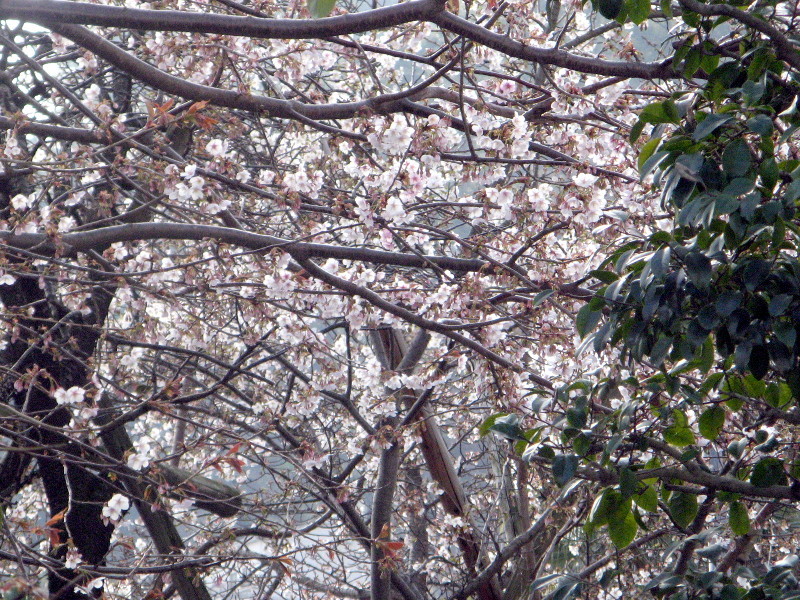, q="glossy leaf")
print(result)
[552,454,579,486]
[722,139,752,177]
[750,457,787,487]
[693,113,734,141]
[308,0,337,17]
[608,510,638,548]
[729,501,750,535]
[576,305,602,338]
[698,405,725,440]
[668,491,699,529]
[485,414,529,443]
[664,410,696,447]
[635,484,659,513]
[597,0,624,19]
